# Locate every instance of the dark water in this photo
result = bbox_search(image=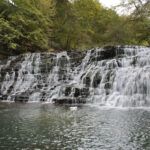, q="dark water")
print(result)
[0,103,150,150]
